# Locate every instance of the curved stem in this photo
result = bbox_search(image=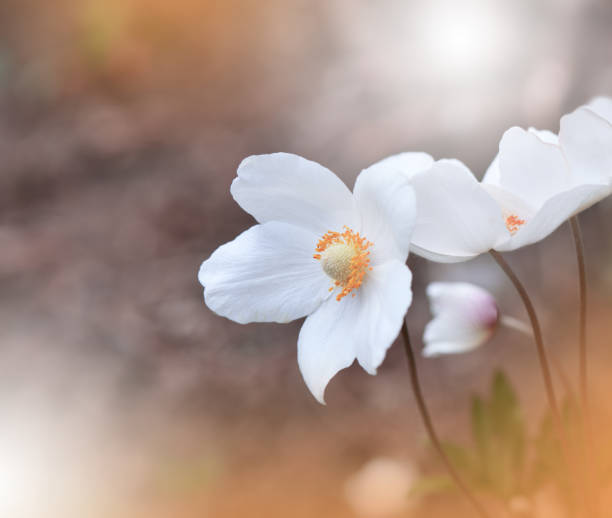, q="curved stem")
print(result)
[401,322,491,518]
[570,216,599,517]
[499,315,532,336]
[570,217,589,416]
[488,252,571,465]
